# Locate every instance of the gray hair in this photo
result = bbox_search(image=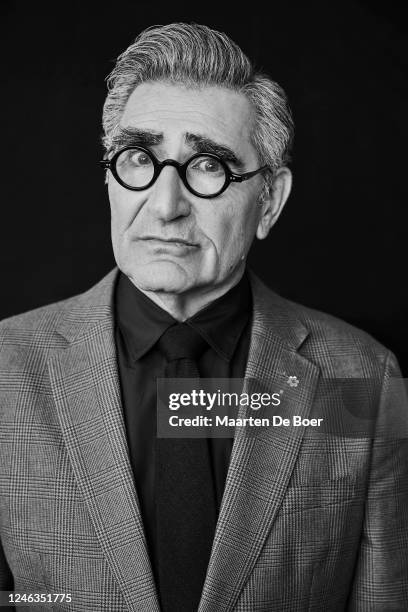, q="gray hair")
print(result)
[102,23,294,195]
